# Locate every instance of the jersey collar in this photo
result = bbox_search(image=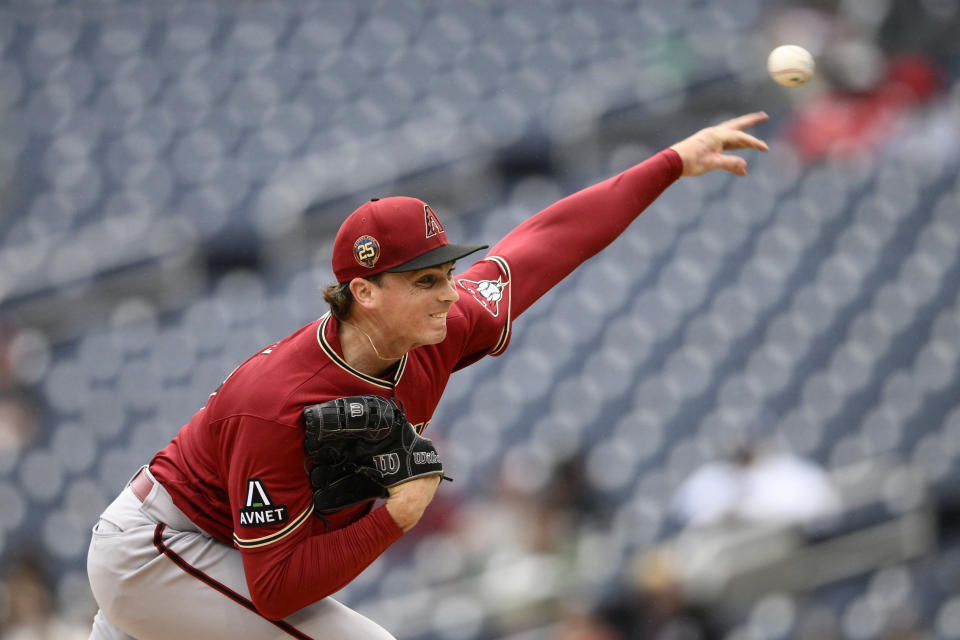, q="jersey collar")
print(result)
[316,314,407,390]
